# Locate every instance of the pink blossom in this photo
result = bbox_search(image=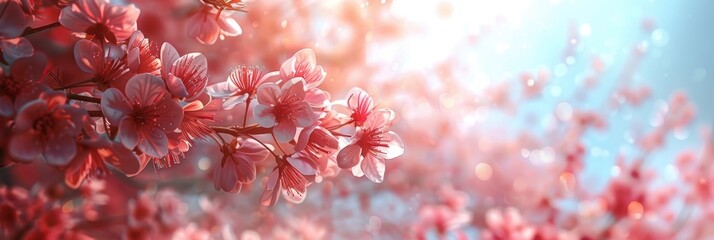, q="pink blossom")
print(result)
[186,5,242,45]
[59,0,140,43]
[482,207,536,240]
[213,138,270,193]
[295,124,339,172]
[0,37,33,64]
[73,39,131,91]
[279,49,329,108]
[206,65,273,109]
[126,31,161,74]
[345,87,376,126]
[337,109,404,183]
[64,135,144,189]
[0,54,46,117]
[261,153,319,206]
[9,91,87,165]
[180,100,214,142]
[253,78,317,142]
[100,73,183,158]
[160,42,209,101]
